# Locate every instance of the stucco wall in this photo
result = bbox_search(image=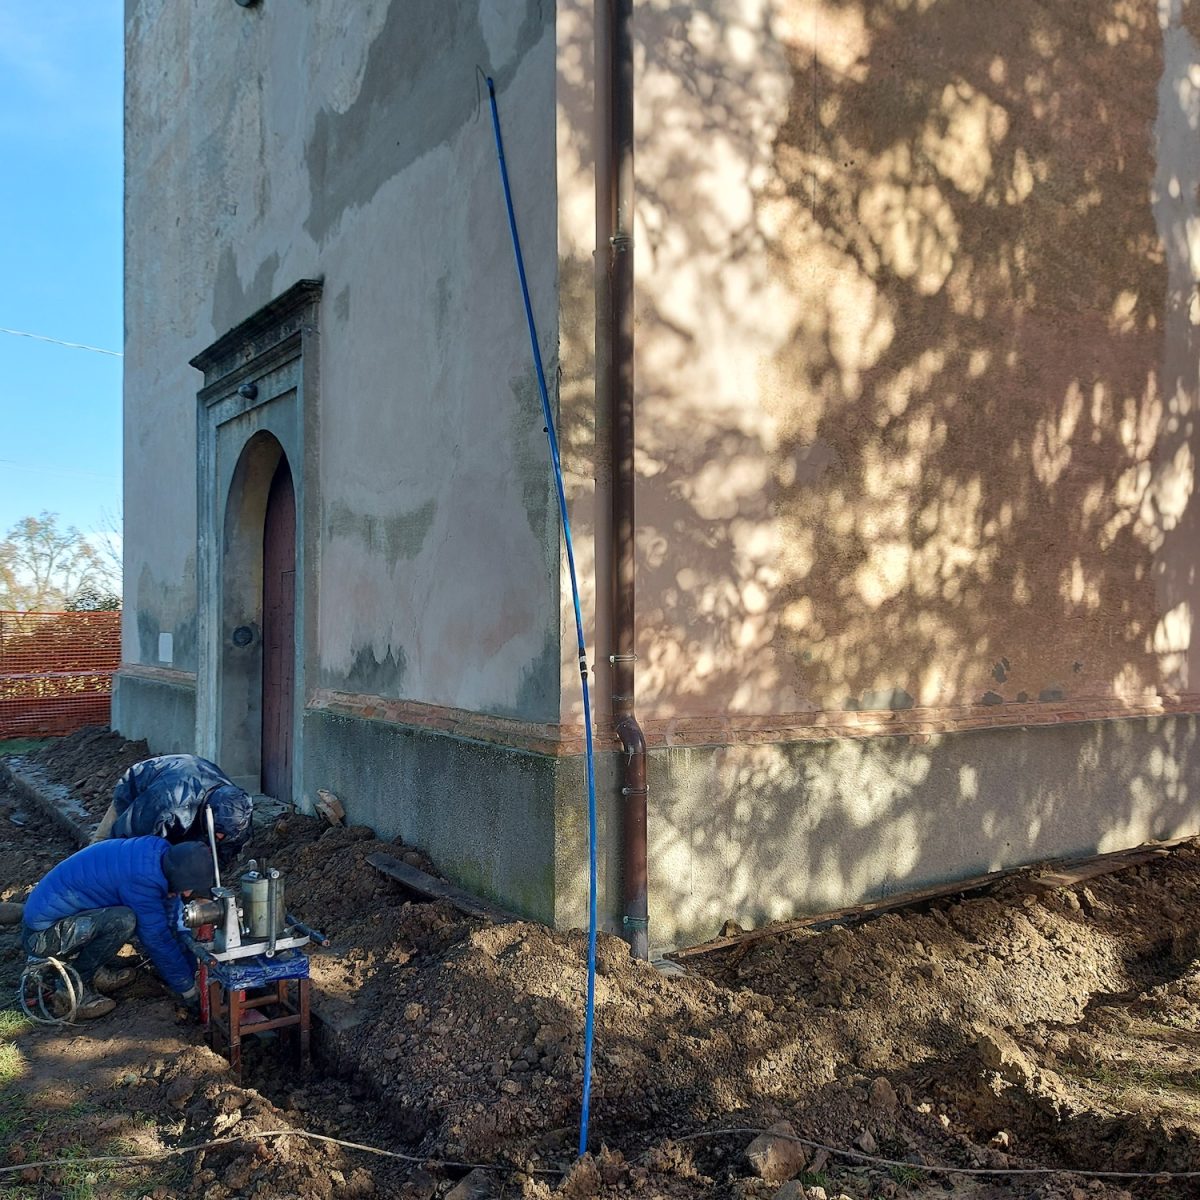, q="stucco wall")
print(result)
[547,1,1200,947]
[559,0,1200,731]
[118,0,1200,946]
[548,714,1200,950]
[121,2,564,761]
